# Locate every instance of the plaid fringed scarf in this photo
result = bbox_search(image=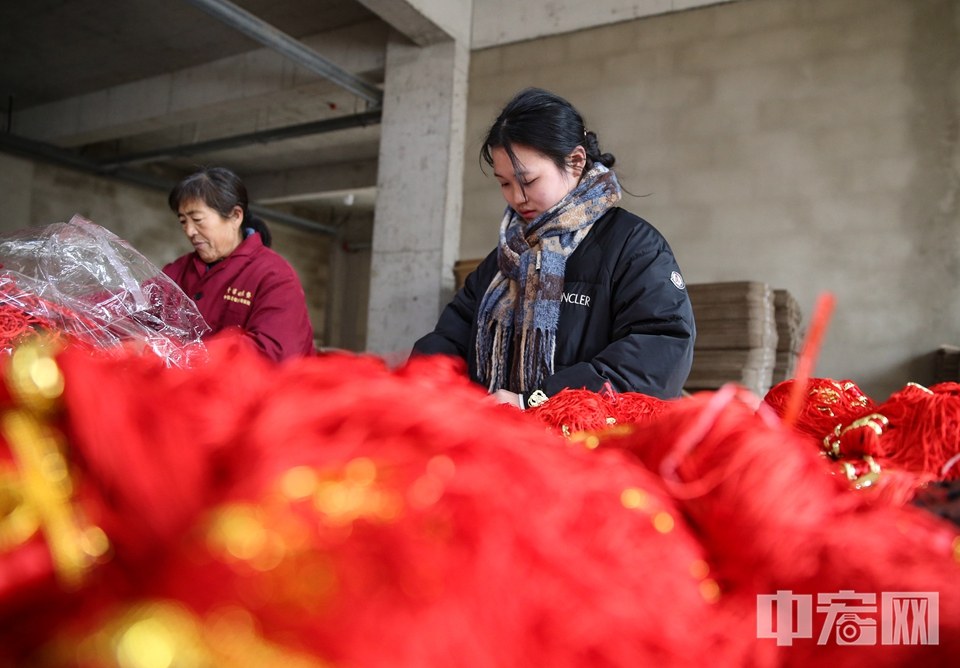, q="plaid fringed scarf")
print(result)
[476,164,621,394]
